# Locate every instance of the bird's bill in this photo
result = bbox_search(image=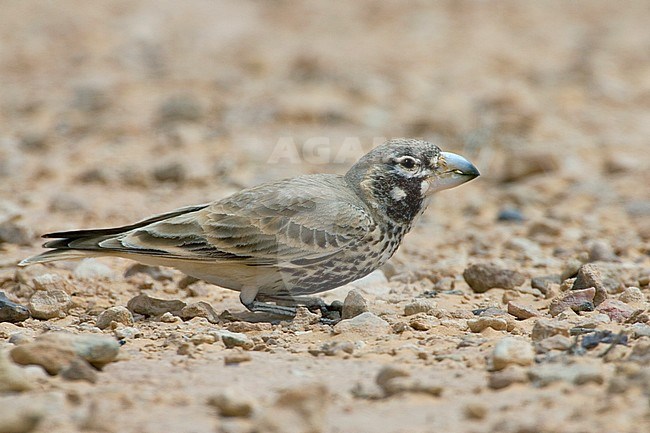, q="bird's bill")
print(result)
[425,151,480,195]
